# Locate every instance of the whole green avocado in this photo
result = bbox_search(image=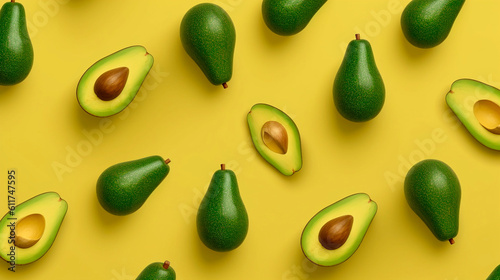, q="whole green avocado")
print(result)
[96,156,171,216]
[180,3,235,88]
[0,0,34,85]
[262,0,327,36]
[401,0,465,48]
[404,159,461,244]
[333,34,385,122]
[197,164,248,252]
